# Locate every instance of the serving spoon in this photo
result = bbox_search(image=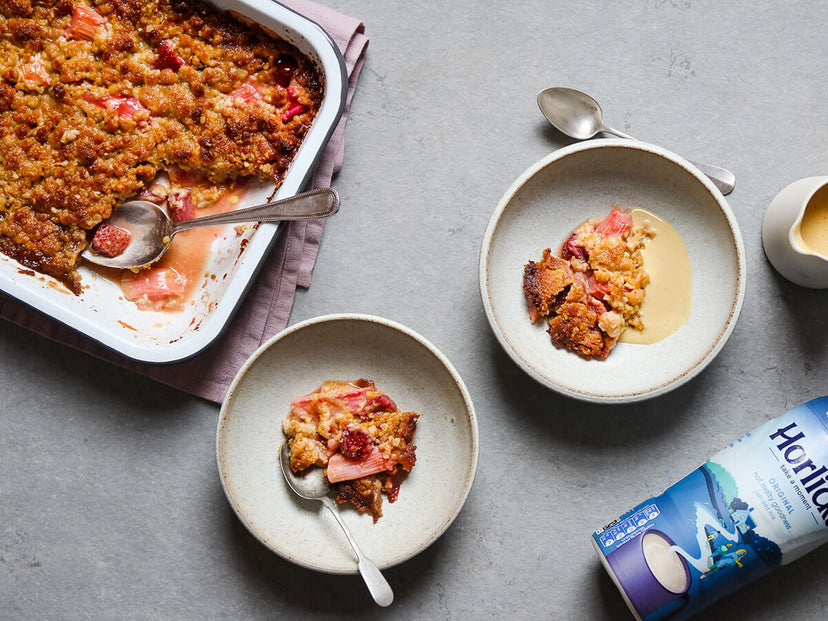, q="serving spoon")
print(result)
[537,87,735,195]
[81,187,339,269]
[279,442,394,607]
